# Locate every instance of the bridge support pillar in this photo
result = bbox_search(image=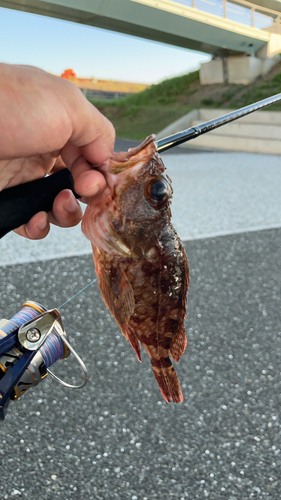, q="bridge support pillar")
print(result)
[227,55,263,85]
[200,48,280,85]
[199,59,225,85]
